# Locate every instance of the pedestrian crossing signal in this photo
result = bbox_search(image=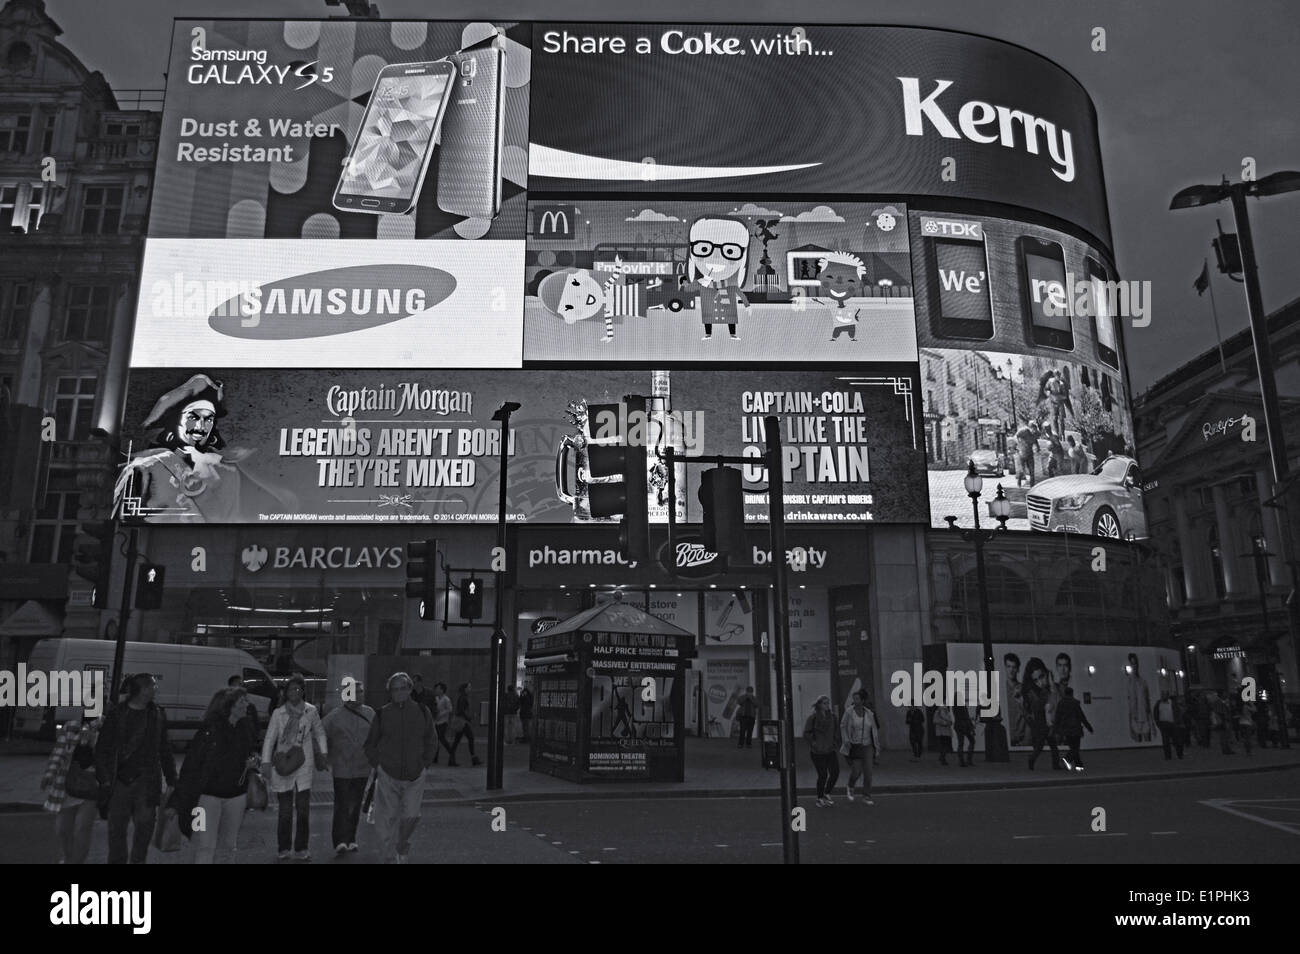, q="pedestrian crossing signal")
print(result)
[460,576,483,621]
